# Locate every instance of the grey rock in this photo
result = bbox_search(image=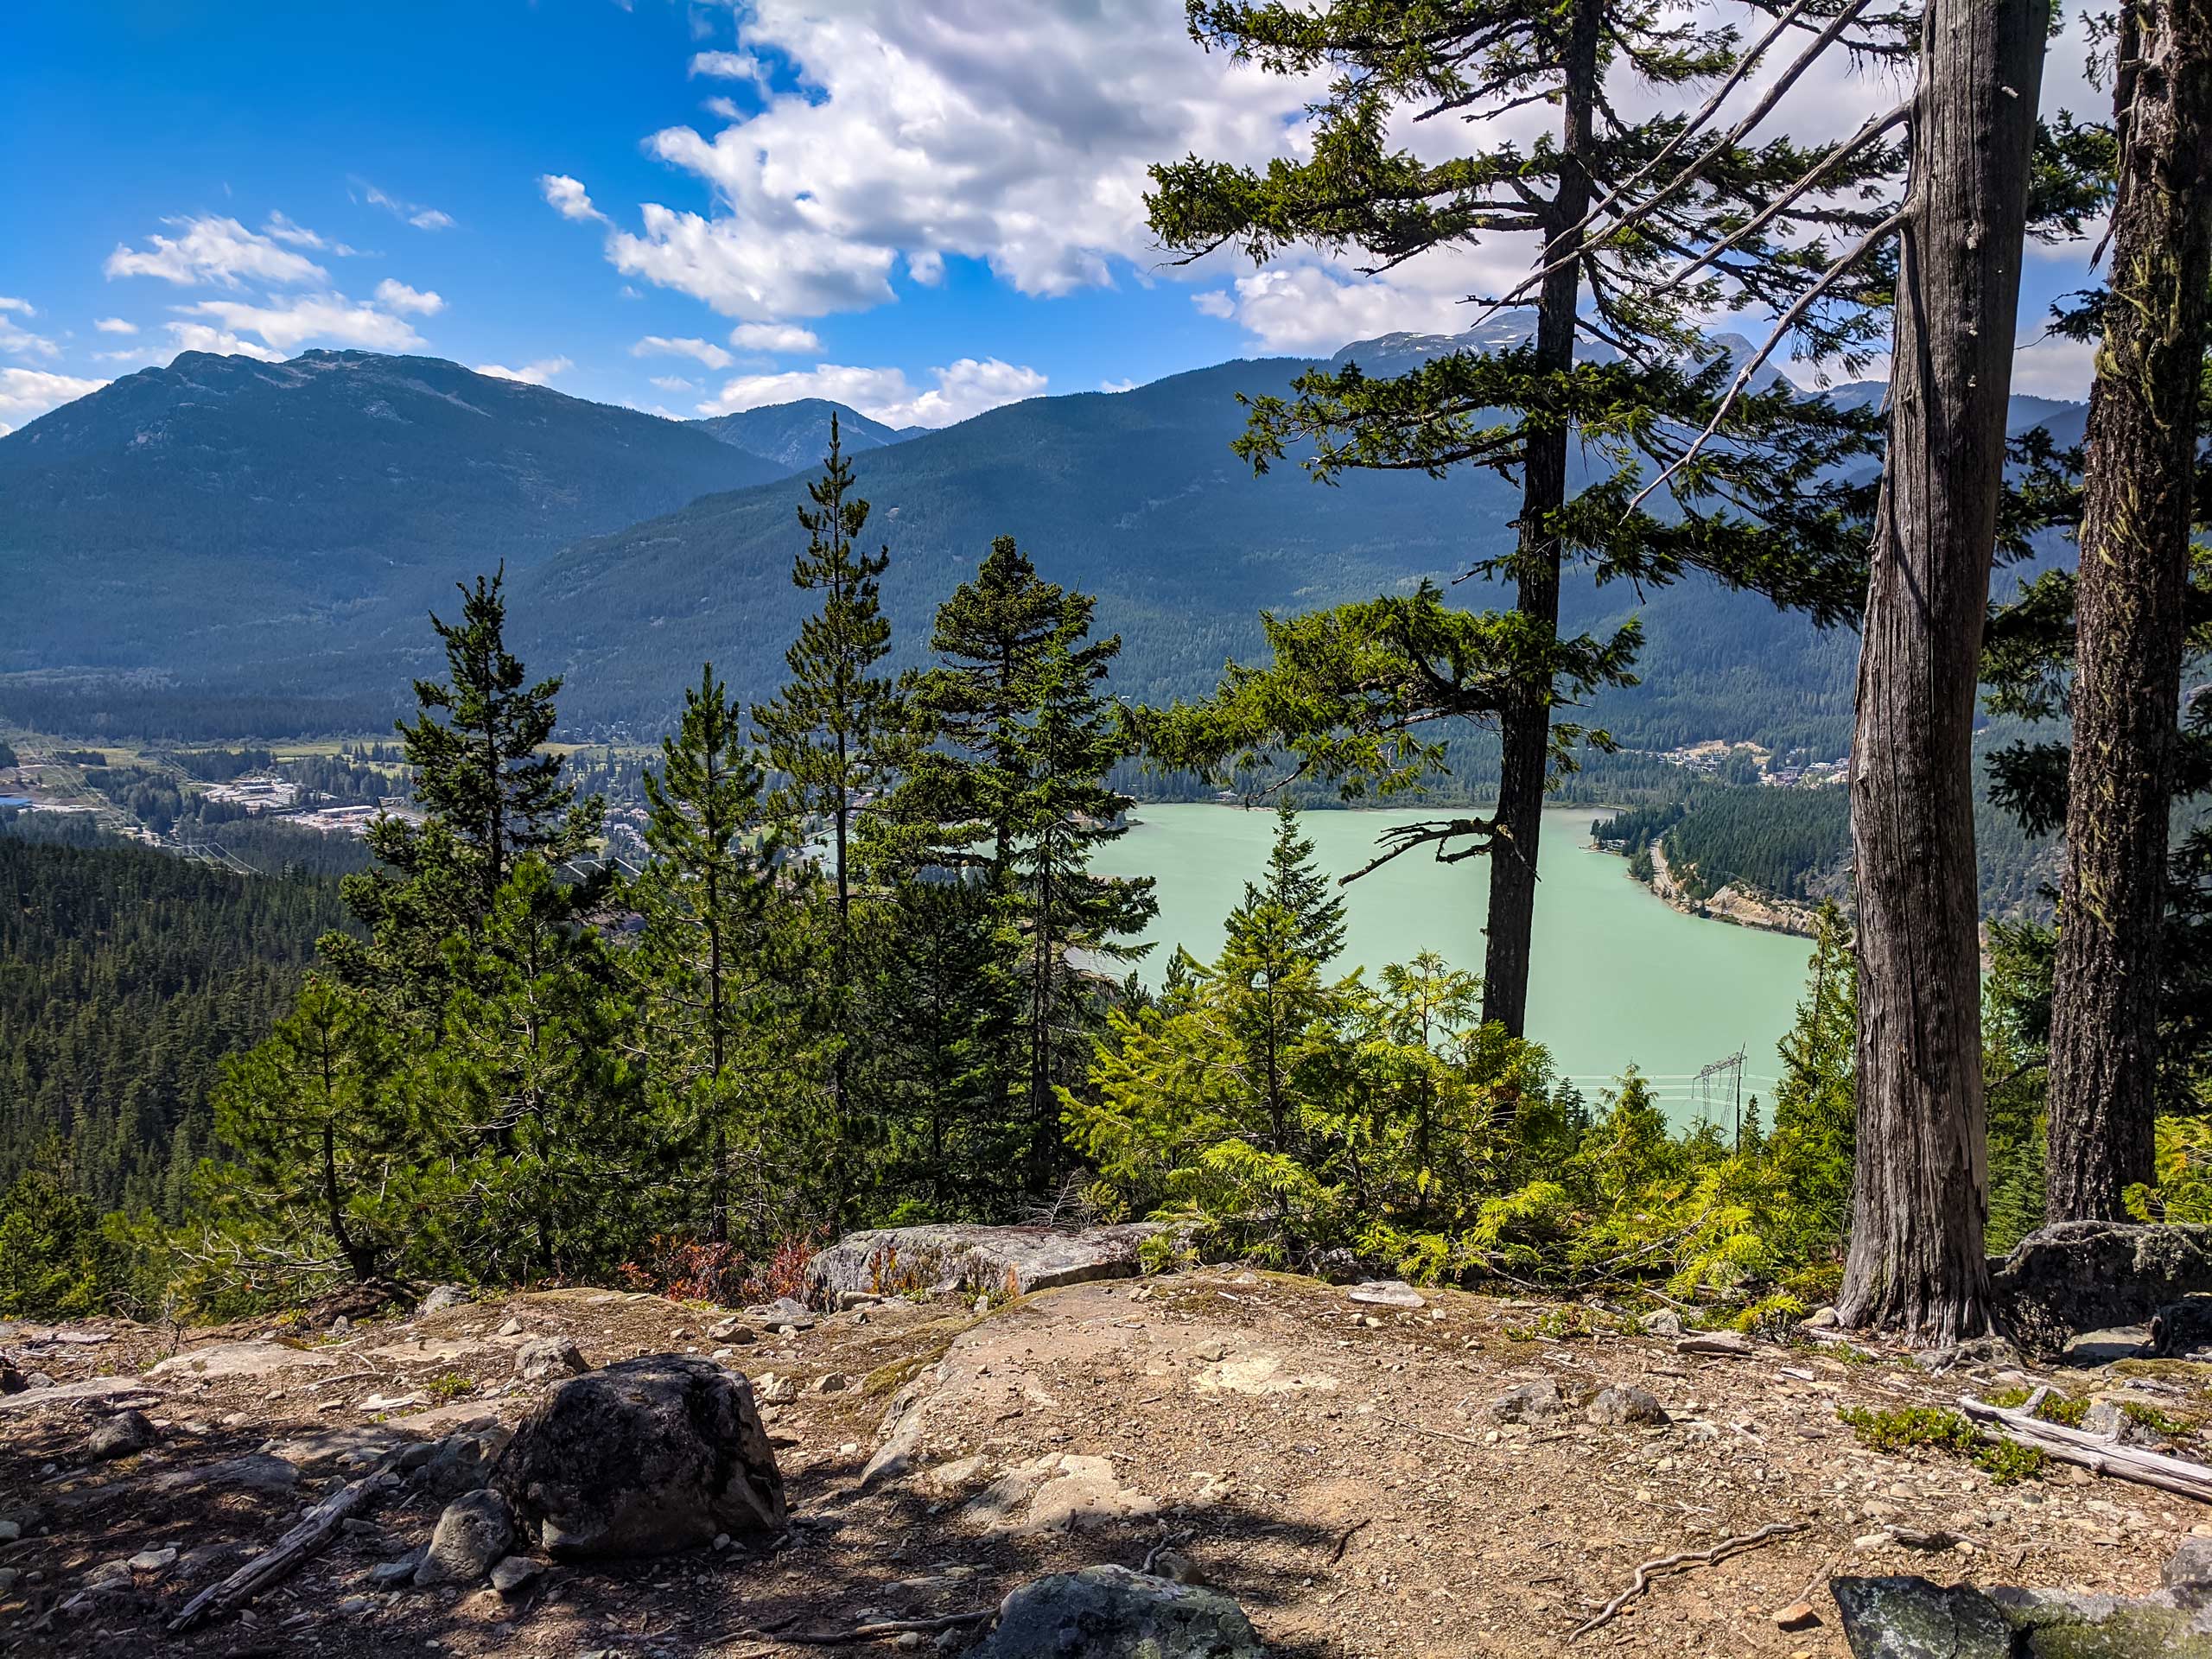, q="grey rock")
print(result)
[125,1545,177,1573]
[416,1285,470,1317]
[705,1318,755,1344]
[1834,1574,2212,1658]
[1347,1280,1426,1310]
[86,1409,156,1461]
[2082,1400,2131,1441]
[366,1553,422,1587]
[1805,1306,1841,1329]
[1675,1331,1754,1358]
[1638,1308,1683,1338]
[805,1223,1168,1303]
[410,1427,511,1502]
[414,1489,514,1586]
[2167,1537,2212,1588]
[1990,1221,2212,1360]
[968,1565,1264,1659]
[812,1371,849,1394]
[0,1567,16,1596]
[493,1354,785,1560]
[489,1554,543,1596]
[513,1335,588,1382]
[0,1520,20,1543]
[1489,1379,1565,1423]
[1587,1385,1671,1427]
[261,1424,412,1477]
[2152,1297,2212,1359]
[143,1452,300,1497]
